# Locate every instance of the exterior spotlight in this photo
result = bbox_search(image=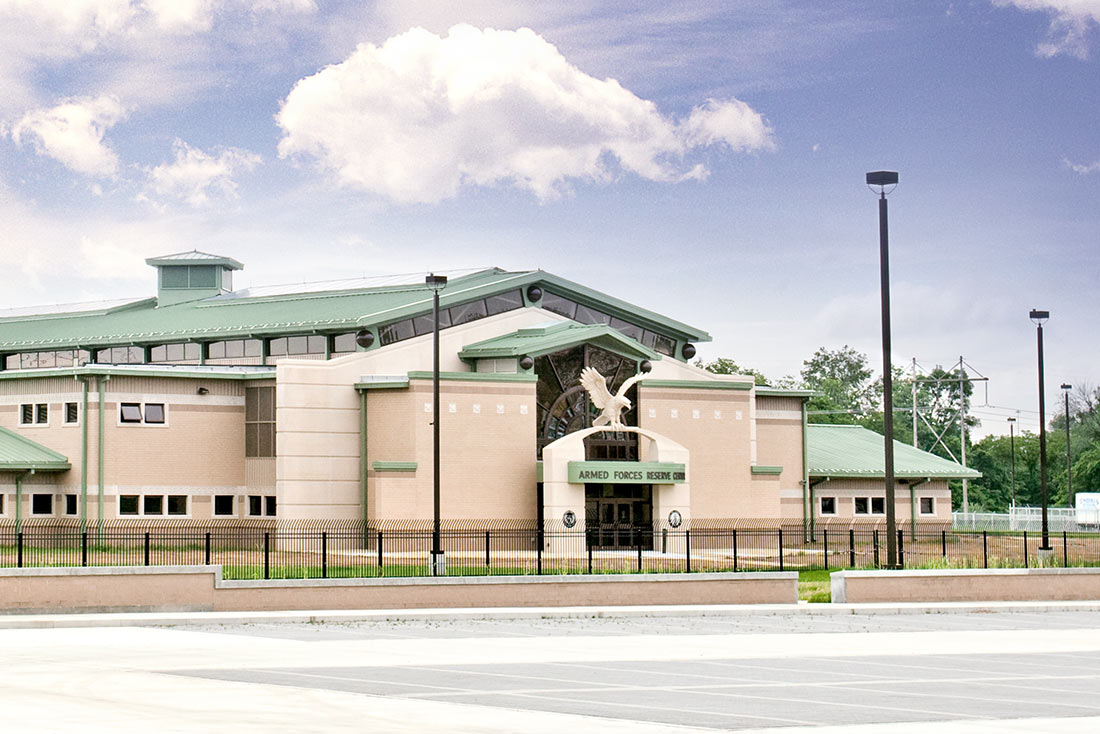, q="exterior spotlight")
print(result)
[355,329,375,349]
[680,344,696,360]
[196,387,209,395]
[518,355,535,371]
[526,285,543,302]
[640,360,653,373]
[426,274,448,292]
